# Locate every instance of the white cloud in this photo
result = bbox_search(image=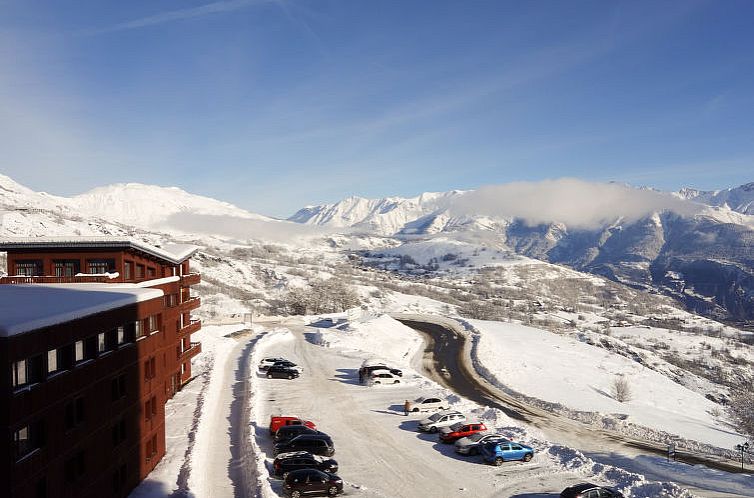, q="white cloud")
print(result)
[85,0,270,34]
[447,178,703,229]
